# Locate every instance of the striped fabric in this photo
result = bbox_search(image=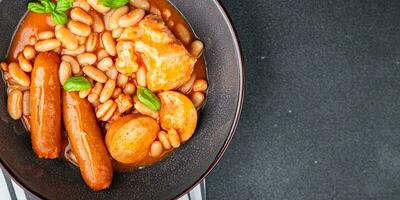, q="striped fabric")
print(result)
[0,169,206,200]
